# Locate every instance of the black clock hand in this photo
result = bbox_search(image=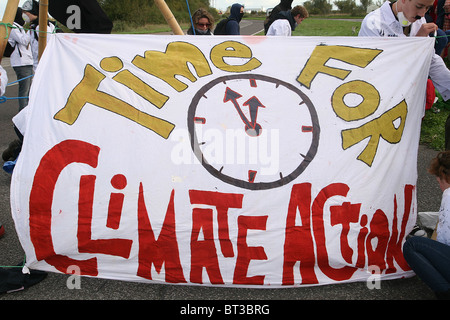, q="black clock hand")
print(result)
[243,96,265,129]
[224,87,253,129]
